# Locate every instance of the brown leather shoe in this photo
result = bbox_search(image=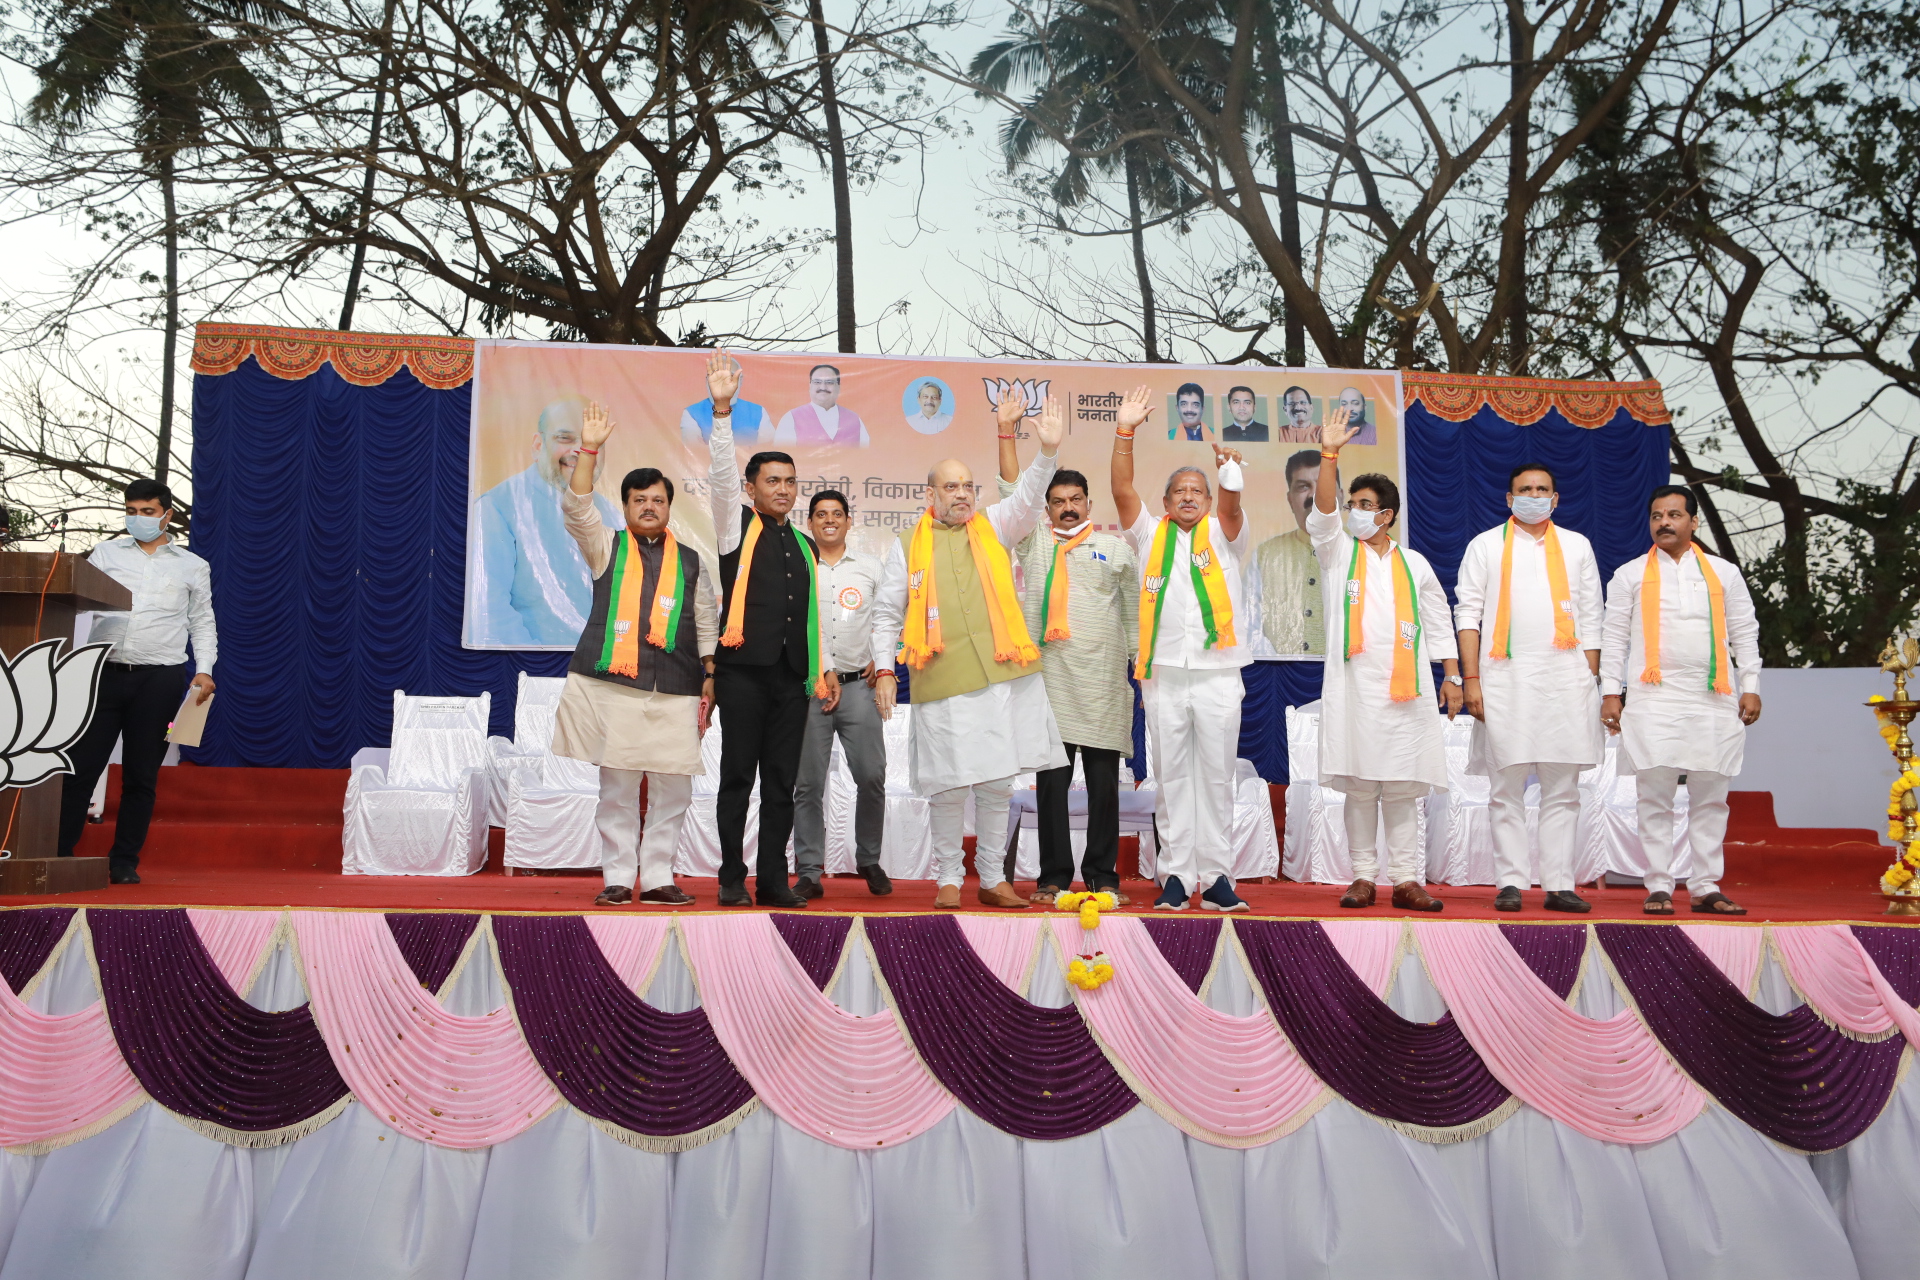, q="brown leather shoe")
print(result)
[1338,878,1376,909]
[933,884,962,910]
[638,885,694,905]
[593,884,633,906]
[978,882,1029,909]
[1391,880,1444,913]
